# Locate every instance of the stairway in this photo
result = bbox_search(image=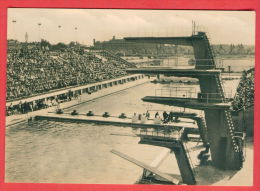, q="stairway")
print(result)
[214,74,225,102]
[99,50,135,67]
[214,72,243,165]
[203,33,216,65]
[202,32,243,167]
